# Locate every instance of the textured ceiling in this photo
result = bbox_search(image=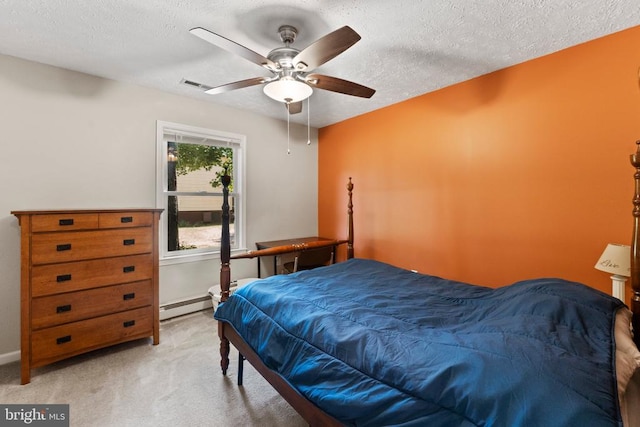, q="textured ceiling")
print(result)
[1,1,639,128]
